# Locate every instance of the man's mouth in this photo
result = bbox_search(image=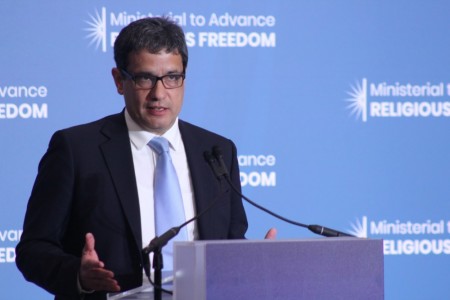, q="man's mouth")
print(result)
[149,106,166,111]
